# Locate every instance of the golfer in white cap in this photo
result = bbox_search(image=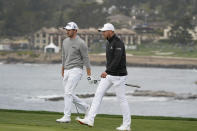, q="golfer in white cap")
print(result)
[76,23,131,131]
[56,22,93,123]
